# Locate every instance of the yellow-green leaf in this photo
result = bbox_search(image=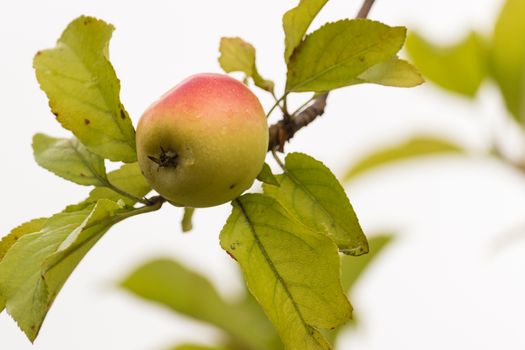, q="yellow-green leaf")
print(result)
[0,199,124,341]
[34,16,136,162]
[0,218,48,313]
[0,218,48,263]
[323,234,393,344]
[406,31,487,97]
[219,37,274,92]
[355,57,424,87]
[221,194,352,350]
[286,19,406,92]
[32,133,107,186]
[343,137,464,181]
[264,153,368,256]
[256,163,280,186]
[283,0,329,63]
[490,0,525,123]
